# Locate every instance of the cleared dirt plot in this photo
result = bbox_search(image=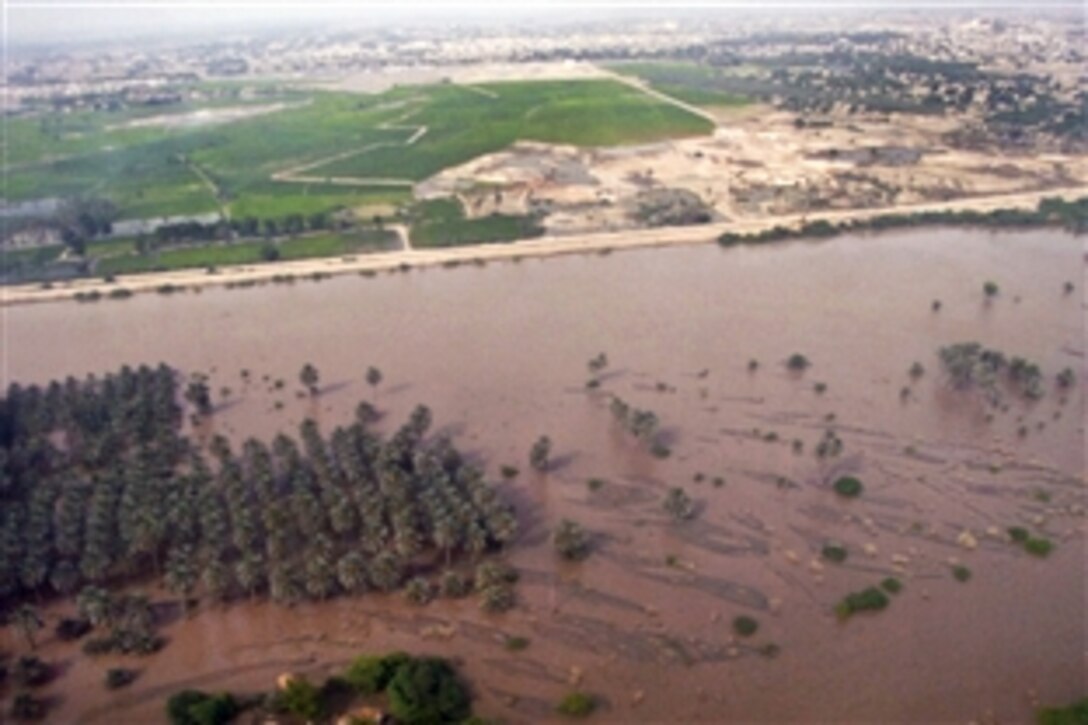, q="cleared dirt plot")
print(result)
[1,227,1082,723]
